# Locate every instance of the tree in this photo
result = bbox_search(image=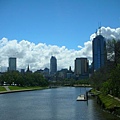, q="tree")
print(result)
[106,39,116,61]
[101,79,112,95]
[110,64,120,98]
[89,65,110,90]
[106,39,120,65]
[115,40,120,65]
[0,71,49,87]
